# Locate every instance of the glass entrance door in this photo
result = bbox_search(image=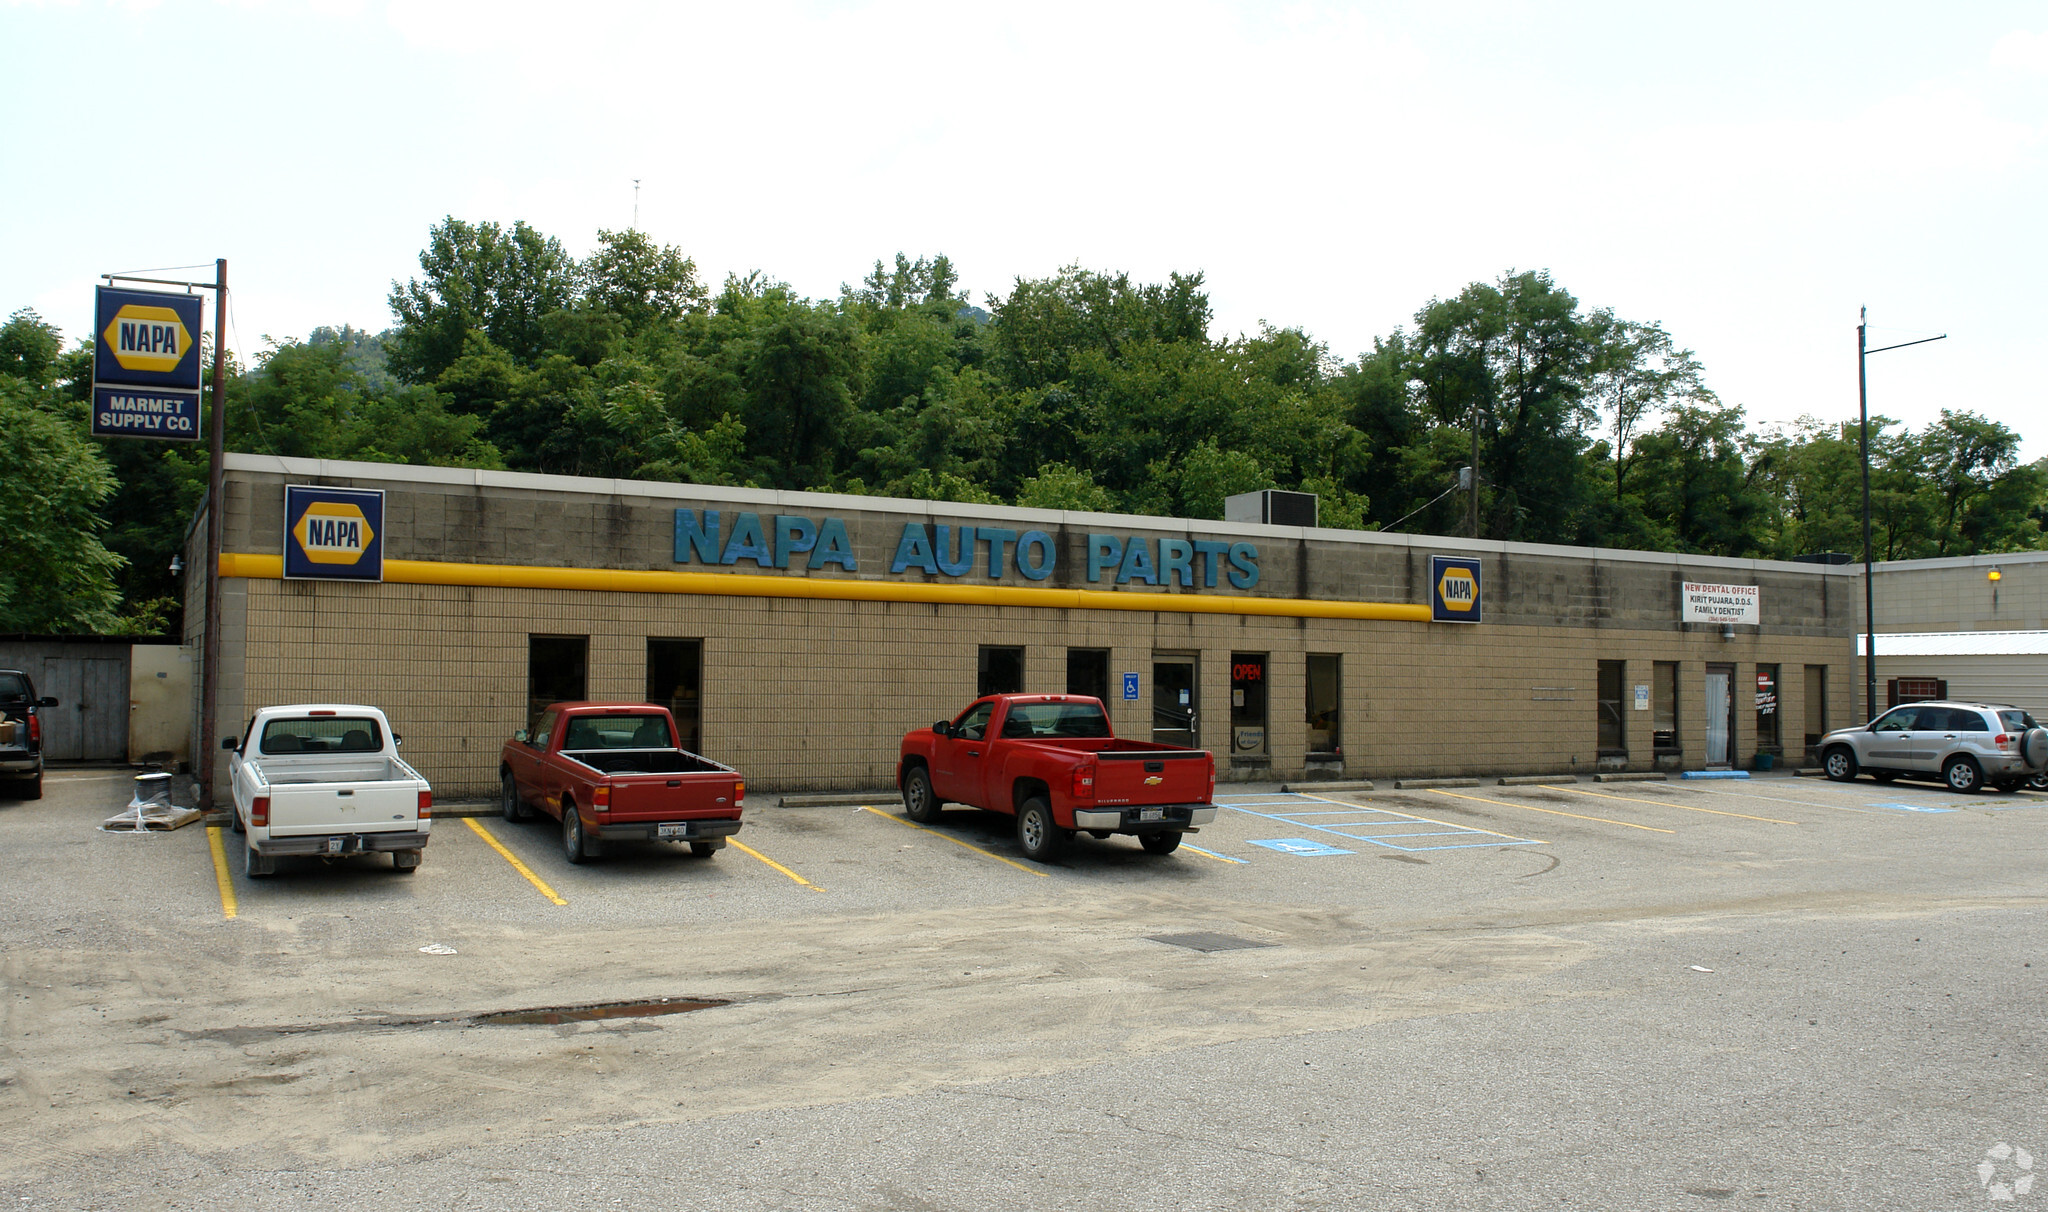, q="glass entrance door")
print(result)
[1152,659,1196,748]
[1705,664,1734,766]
